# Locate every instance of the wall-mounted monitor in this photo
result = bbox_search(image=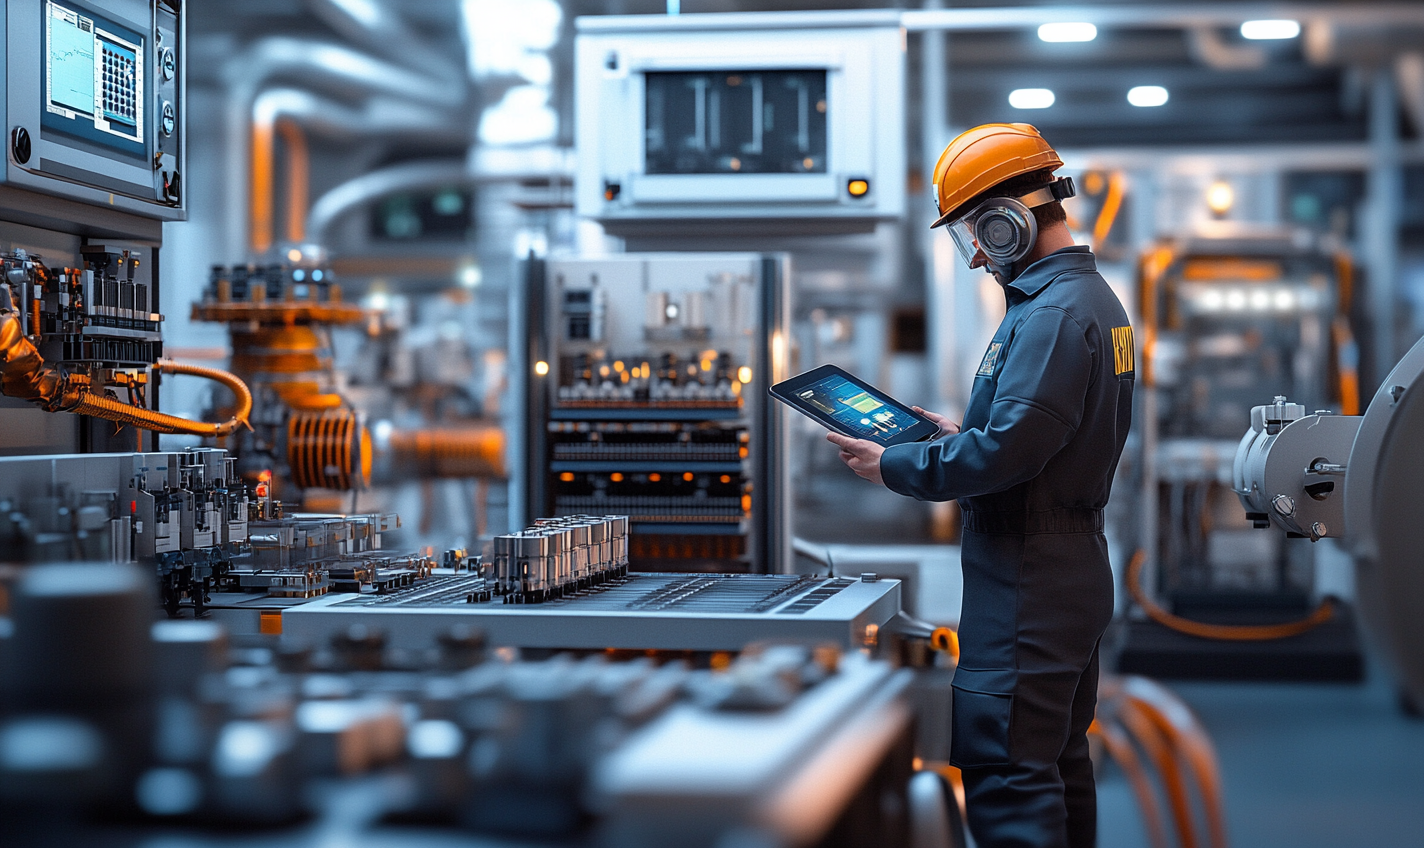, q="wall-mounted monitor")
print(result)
[5,0,185,221]
[575,14,904,236]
